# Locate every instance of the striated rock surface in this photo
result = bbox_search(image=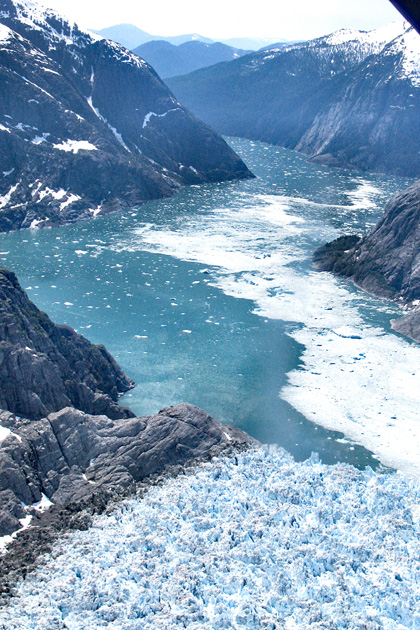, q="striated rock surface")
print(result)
[0,0,252,232]
[0,403,250,538]
[313,180,420,341]
[0,267,134,420]
[0,403,252,598]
